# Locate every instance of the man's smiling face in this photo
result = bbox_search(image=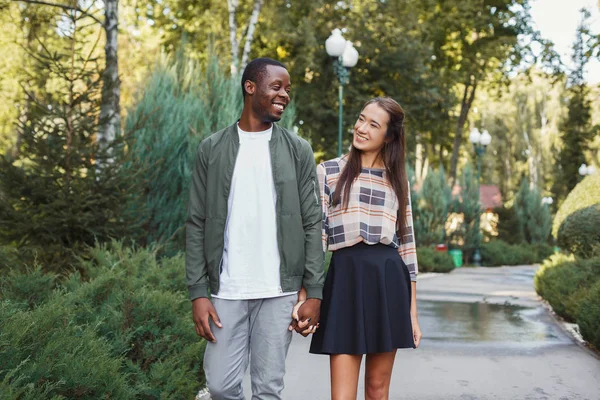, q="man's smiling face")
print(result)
[250,65,291,123]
